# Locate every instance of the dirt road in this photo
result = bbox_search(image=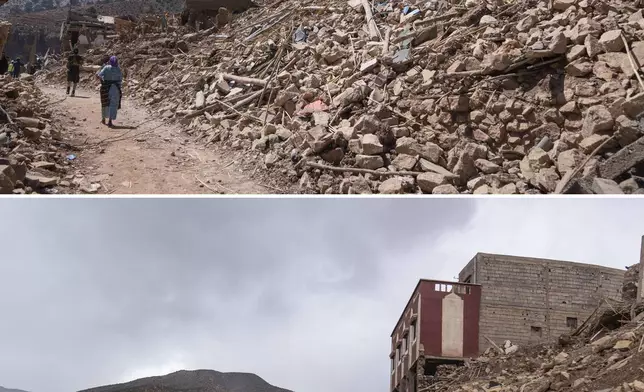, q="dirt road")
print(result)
[41,86,273,194]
